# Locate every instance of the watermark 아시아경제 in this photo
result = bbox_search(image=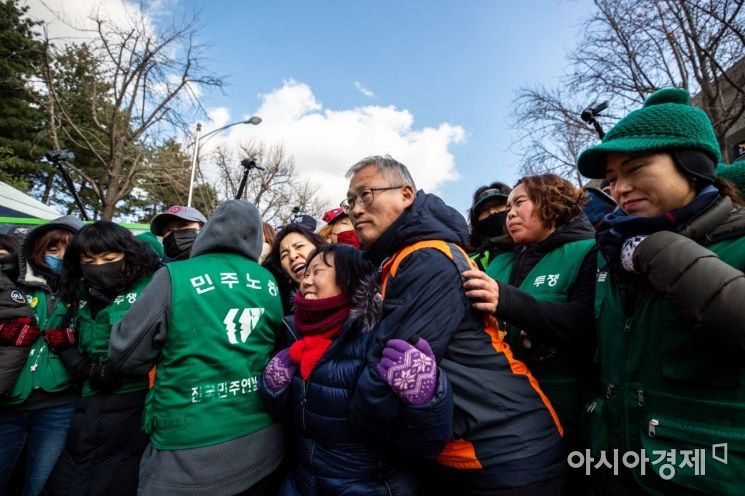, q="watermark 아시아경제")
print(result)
[568,444,728,479]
